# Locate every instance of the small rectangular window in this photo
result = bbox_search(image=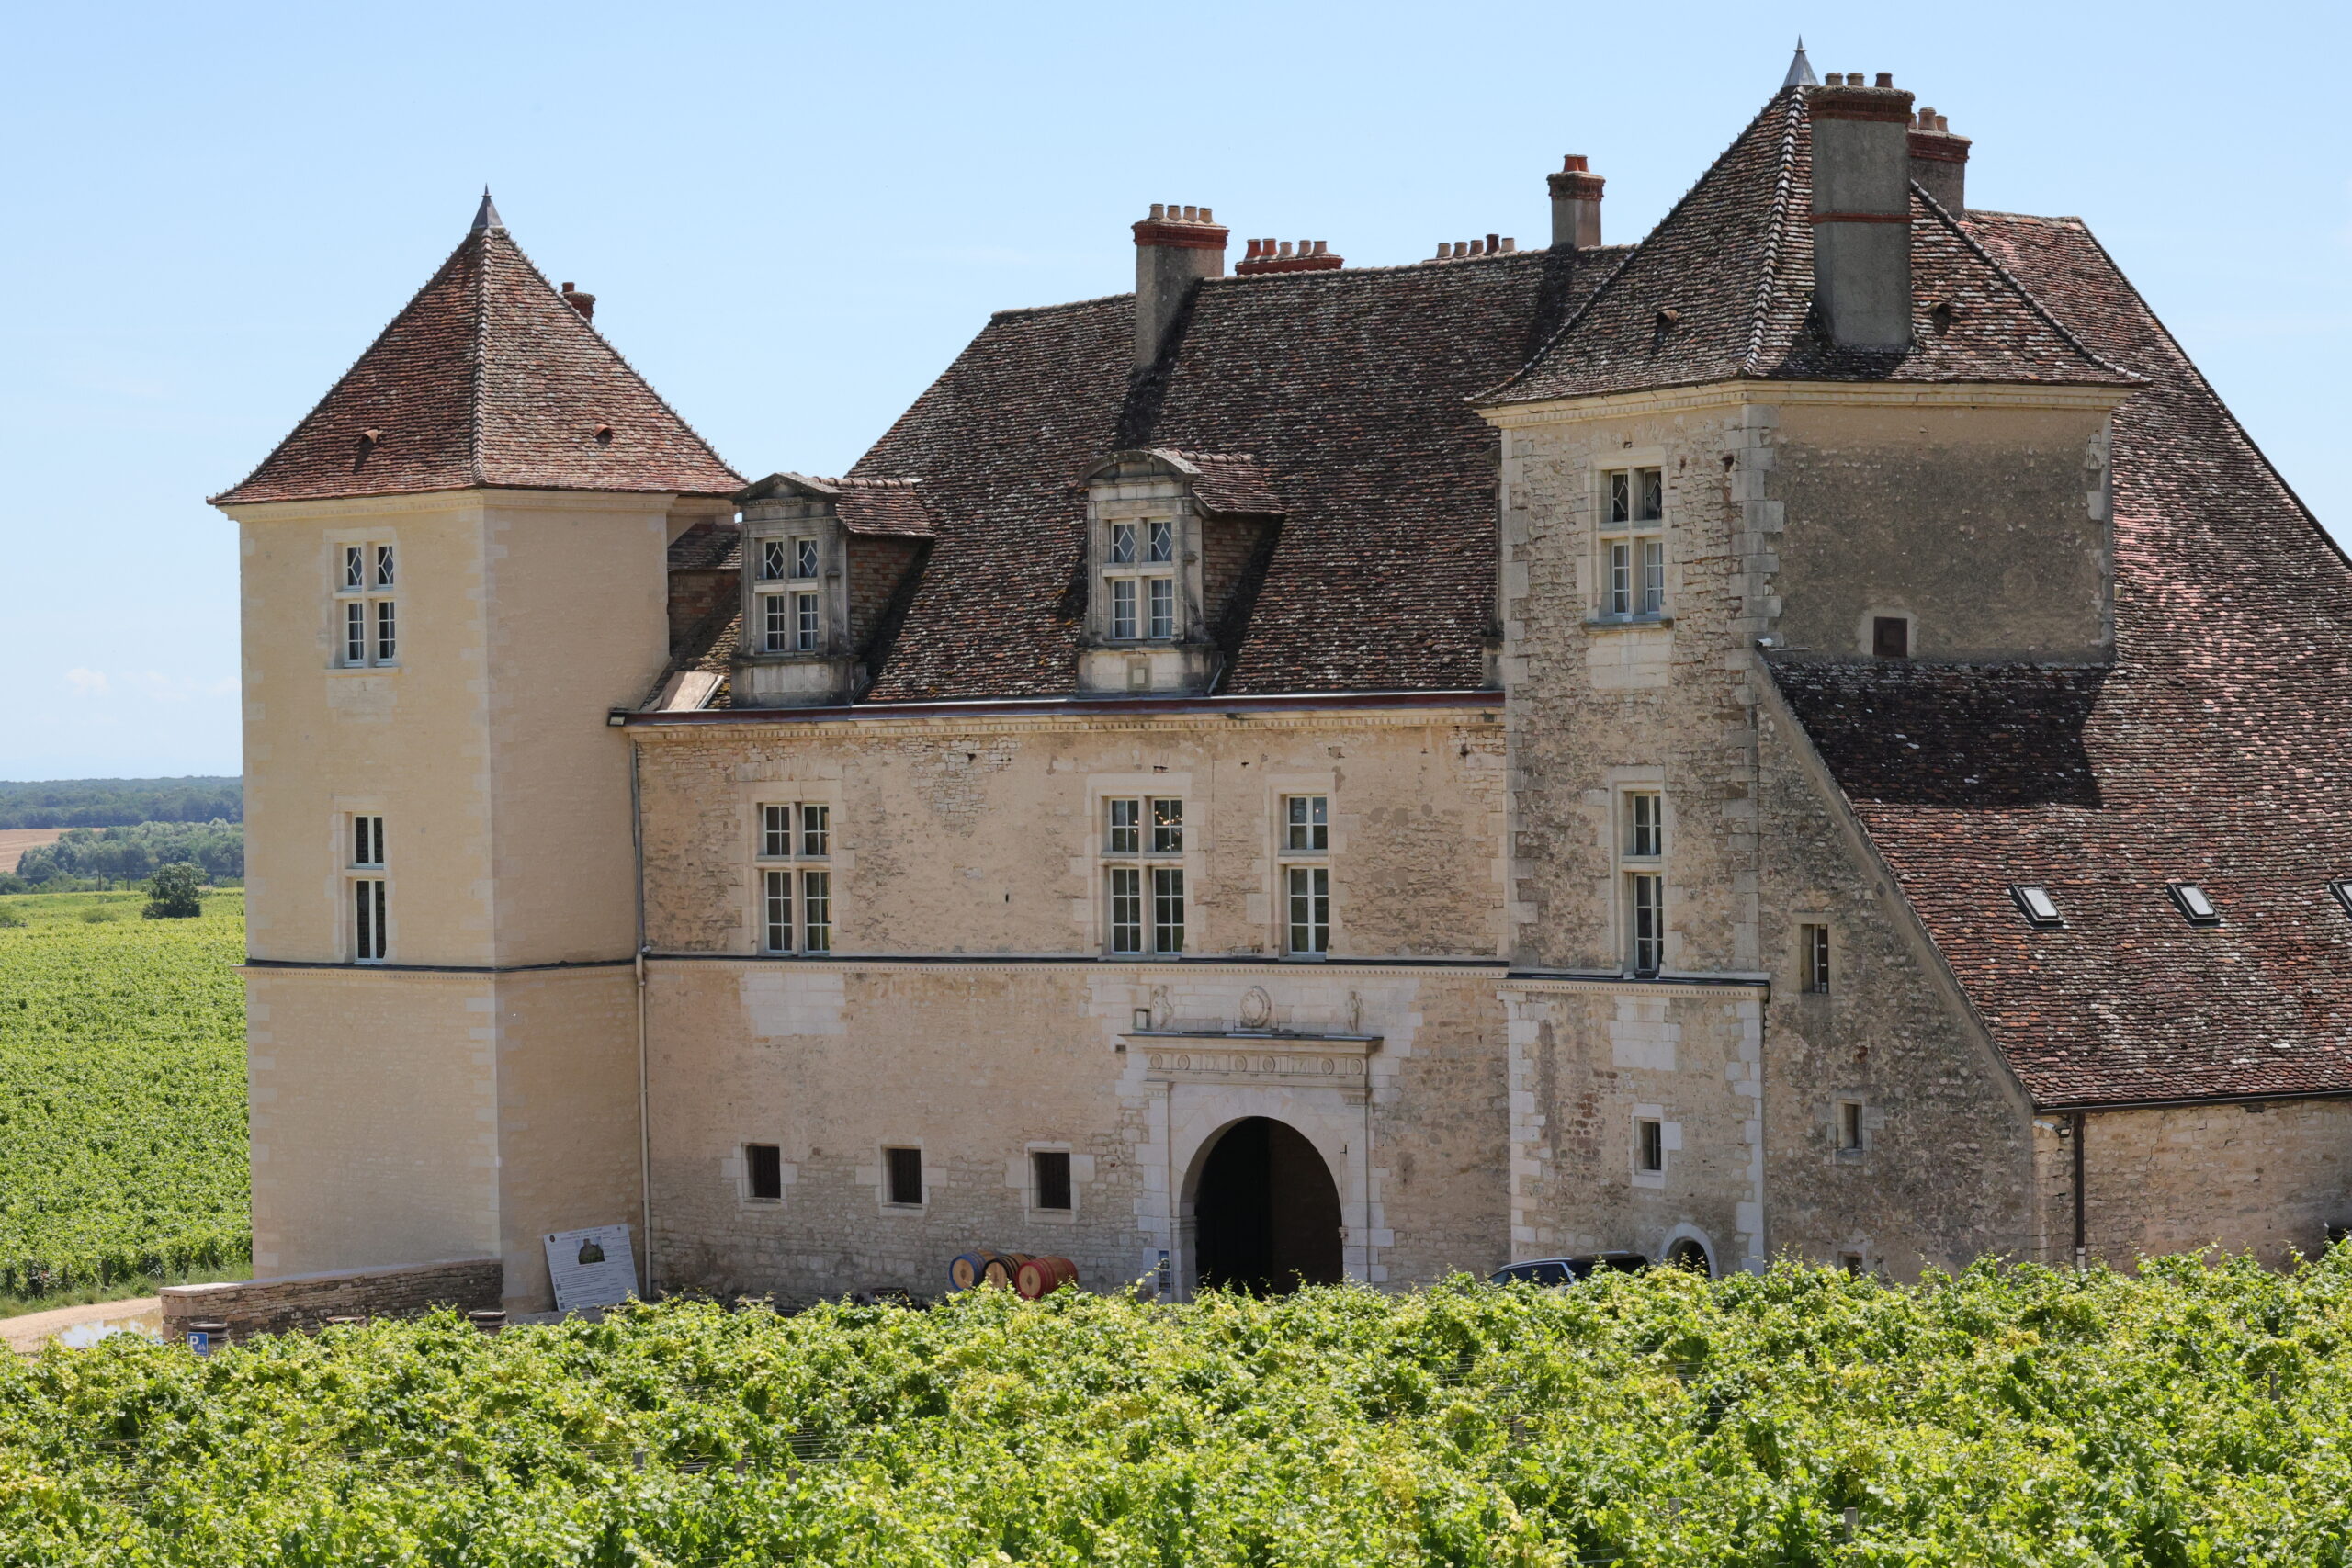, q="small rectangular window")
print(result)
[1635,1118,1664,1173]
[1107,798,1140,854]
[1146,519,1175,564]
[1111,578,1138,640]
[1872,616,1910,659]
[1033,1150,1073,1212]
[1638,538,1665,615]
[1108,866,1143,953]
[345,602,368,663]
[1801,924,1830,993]
[762,594,791,653]
[1625,792,1663,859]
[1284,795,1329,852]
[746,1143,783,1201]
[1286,864,1329,955]
[763,868,793,953]
[760,539,787,581]
[354,877,387,963]
[762,804,792,860]
[1150,797,1183,854]
[1148,578,1175,639]
[1628,873,1664,976]
[2011,884,2063,928]
[1836,1100,1864,1153]
[352,815,385,869]
[884,1146,923,1206]
[799,804,829,859]
[793,538,819,580]
[1109,522,1138,565]
[800,869,831,953]
[374,600,398,662]
[1606,540,1633,617]
[794,592,821,651]
[2167,883,2221,926]
[345,546,366,590]
[374,545,396,589]
[1152,866,1186,953]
